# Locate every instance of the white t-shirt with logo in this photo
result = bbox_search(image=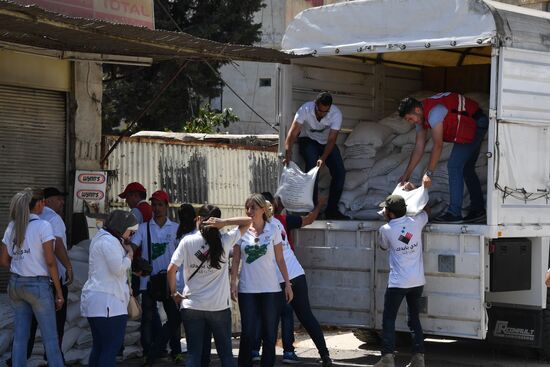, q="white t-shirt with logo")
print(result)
[132,218,178,291]
[171,228,241,311]
[236,221,283,293]
[271,217,304,283]
[378,211,428,289]
[295,101,343,144]
[39,206,67,280]
[3,214,55,277]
